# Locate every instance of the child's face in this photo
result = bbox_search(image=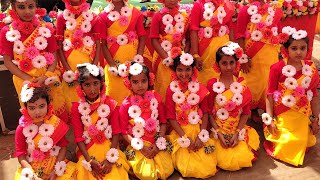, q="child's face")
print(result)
[81,75,102,102]
[27,98,48,122]
[175,64,193,83]
[164,0,179,9]
[288,39,308,63]
[218,56,236,75]
[130,73,149,96]
[13,0,37,22]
